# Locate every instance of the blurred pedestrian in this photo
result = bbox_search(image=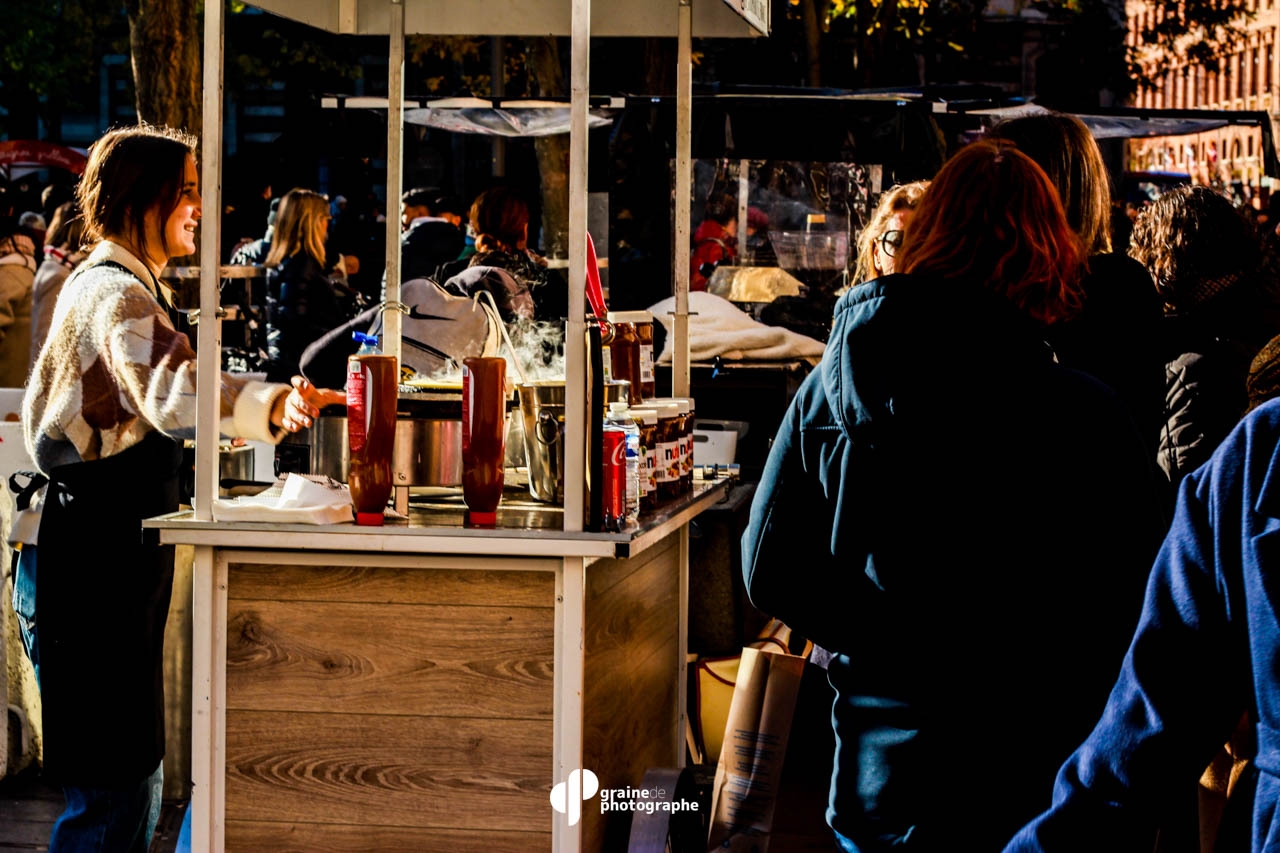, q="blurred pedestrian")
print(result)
[399,186,463,281]
[990,113,1166,465]
[690,193,737,291]
[265,188,349,386]
[0,212,37,387]
[1129,185,1280,488]
[30,202,86,367]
